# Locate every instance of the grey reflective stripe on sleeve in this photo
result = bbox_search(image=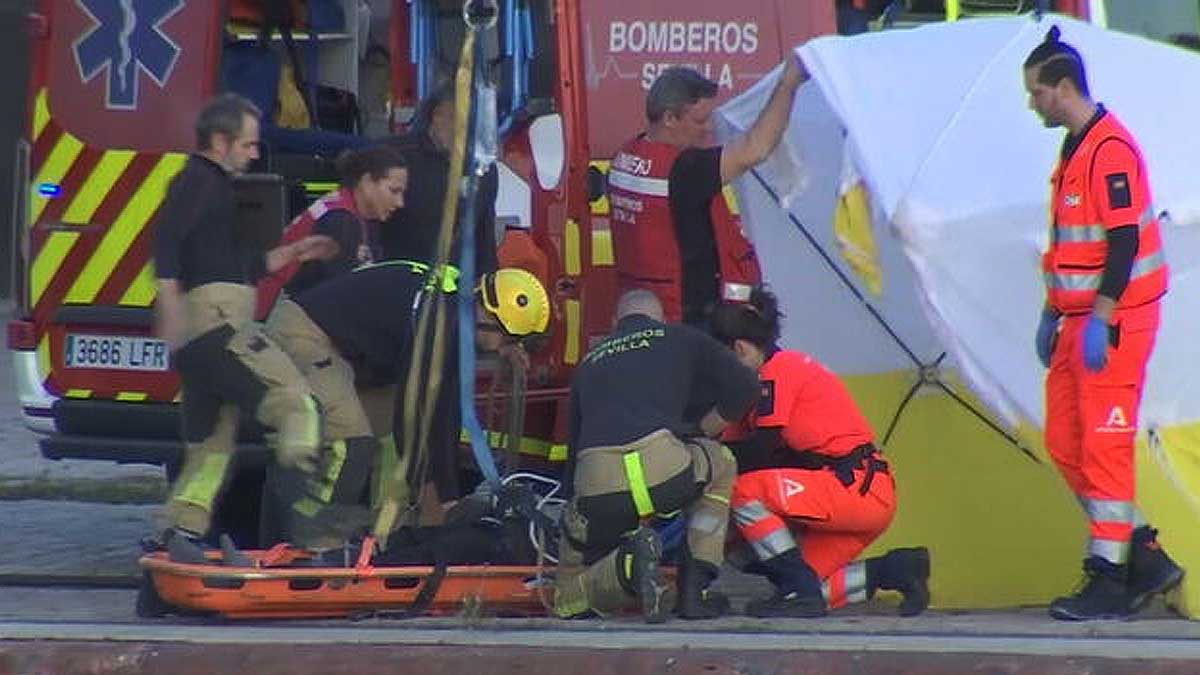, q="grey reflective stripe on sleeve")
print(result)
[749,528,797,561]
[1055,223,1105,243]
[608,169,670,197]
[1084,498,1134,524]
[733,500,773,528]
[1090,537,1131,565]
[1045,249,1165,291]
